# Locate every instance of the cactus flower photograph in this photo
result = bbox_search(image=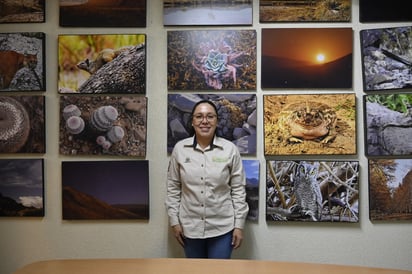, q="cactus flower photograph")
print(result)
[168,30,256,91]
